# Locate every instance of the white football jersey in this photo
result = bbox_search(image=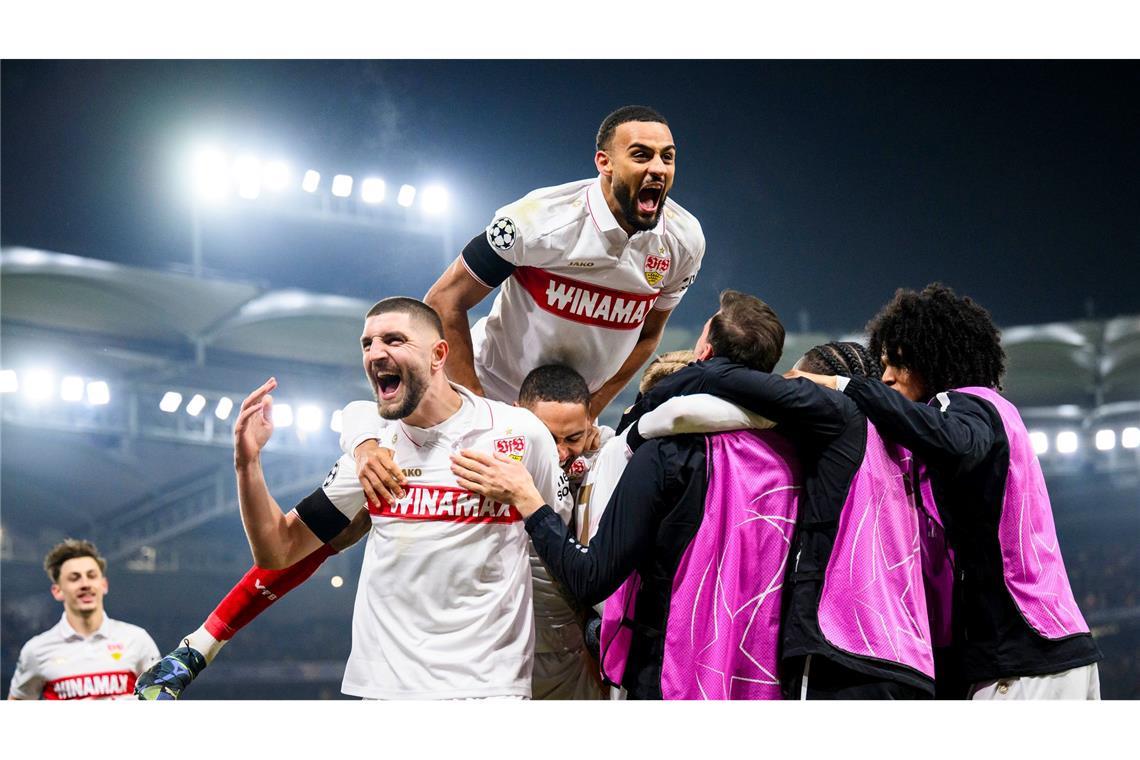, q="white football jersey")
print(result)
[300,385,570,699]
[8,614,159,700]
[466,177,705,402]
